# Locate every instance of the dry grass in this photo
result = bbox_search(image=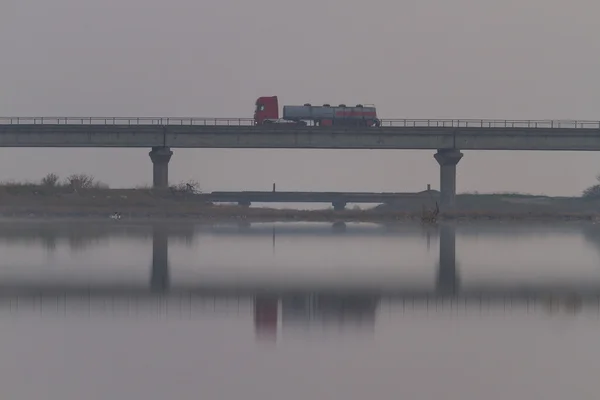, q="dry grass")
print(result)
[0,174,598,222]
[0,199,597,223]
